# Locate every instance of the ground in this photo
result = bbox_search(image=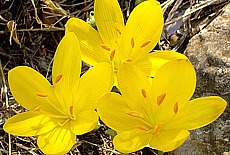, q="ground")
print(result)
[0,0,228,154]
